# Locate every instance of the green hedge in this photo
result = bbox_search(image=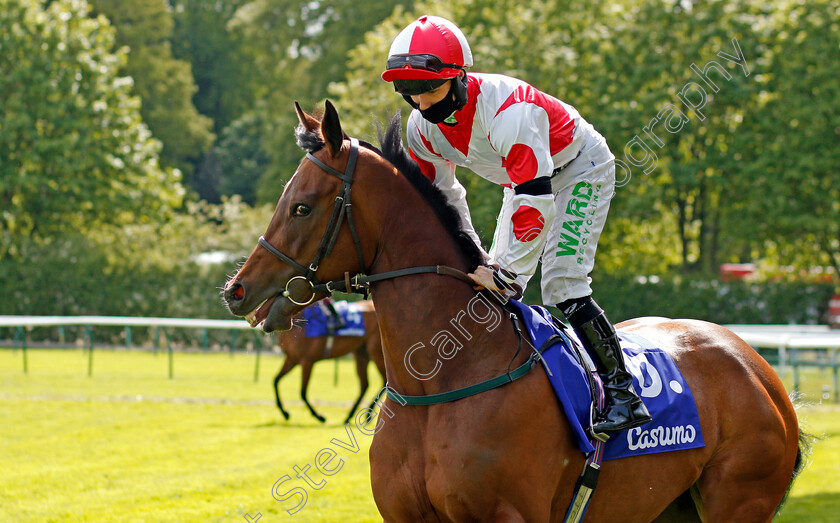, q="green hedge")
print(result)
[0,199,278,346]
[591,274,835,325]
[517,268,835,325]
[0,245,232,346]
[0,243,229,320]
[3,252,834,329]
